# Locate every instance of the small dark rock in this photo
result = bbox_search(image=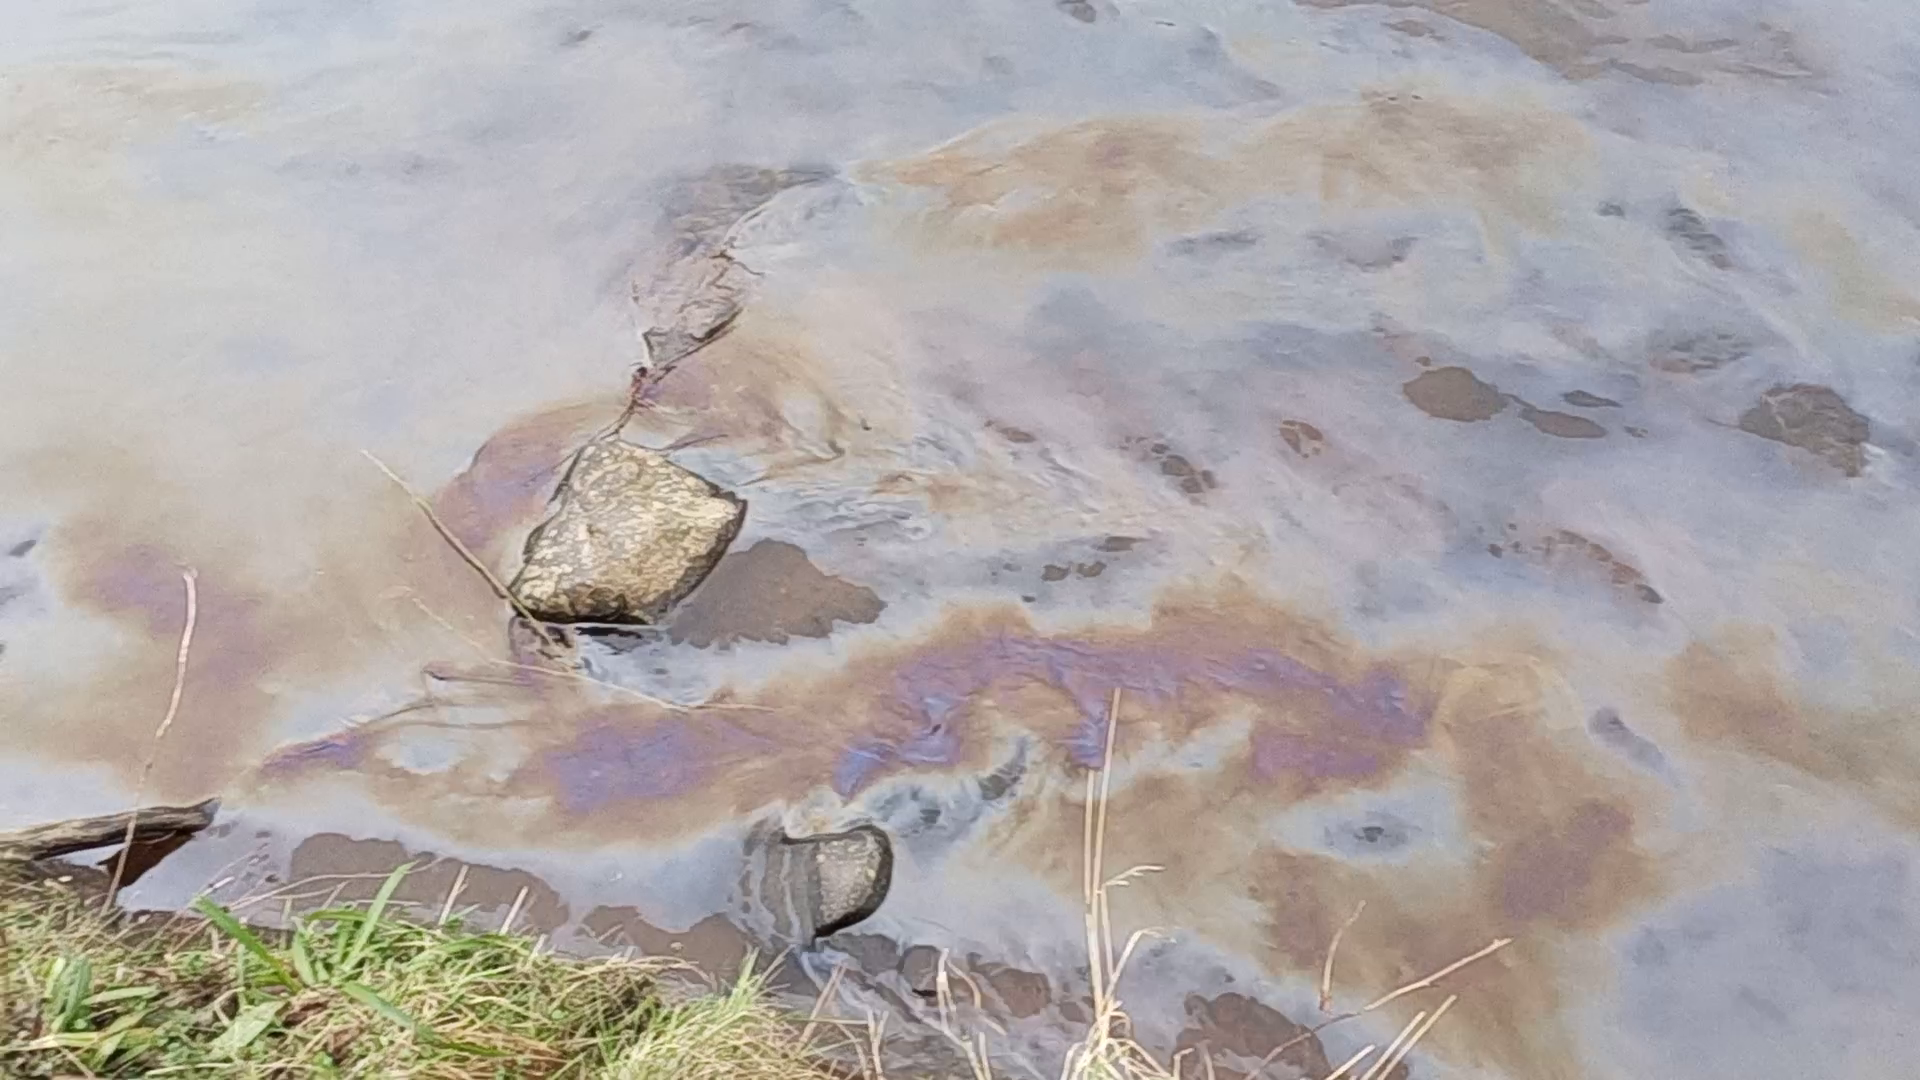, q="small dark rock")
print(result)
[1056,0,1098,23]
[1664,206,1733,269]
[1562,390,1621,409]
[1738,383,1871,476]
